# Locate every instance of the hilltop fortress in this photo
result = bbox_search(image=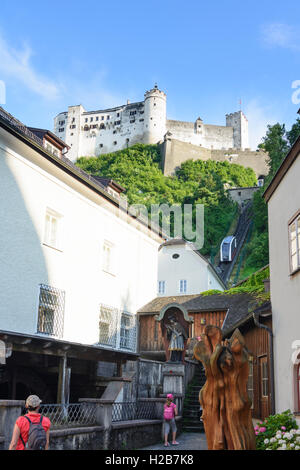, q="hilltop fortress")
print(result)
[54,85,268,178]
